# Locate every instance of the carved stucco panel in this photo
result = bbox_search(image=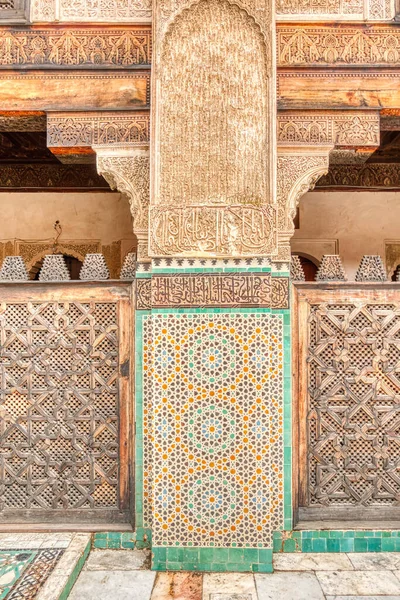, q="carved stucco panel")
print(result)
[276,148,331,261]
[95,146,150,260]
[151,0,275,257]
[276,0,394,20]
[30,0,152,23]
